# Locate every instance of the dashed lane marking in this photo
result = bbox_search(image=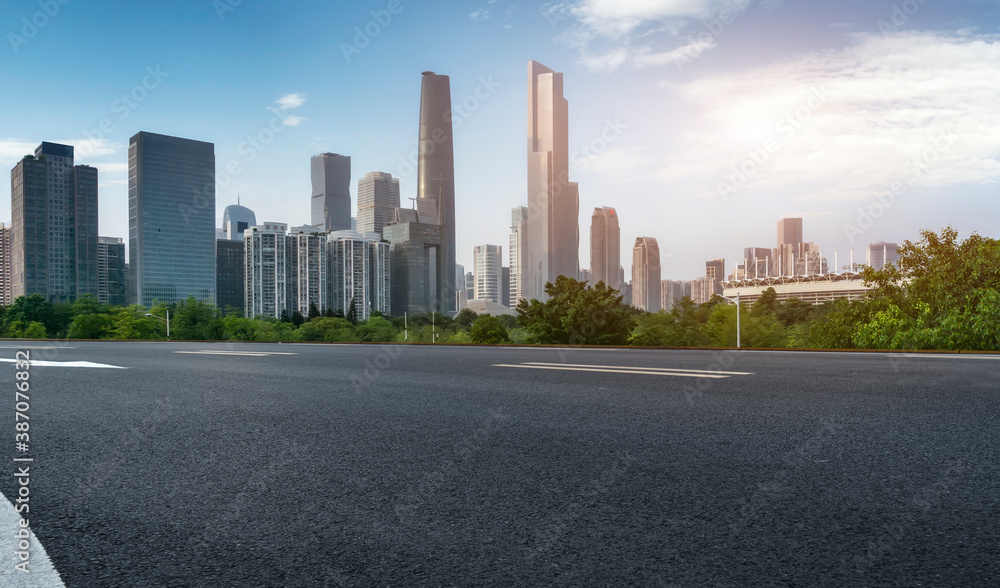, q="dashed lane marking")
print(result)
[174,350,298,357]
[493,364,736,379]
[522,362,754,376]
[0,359,125,369]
